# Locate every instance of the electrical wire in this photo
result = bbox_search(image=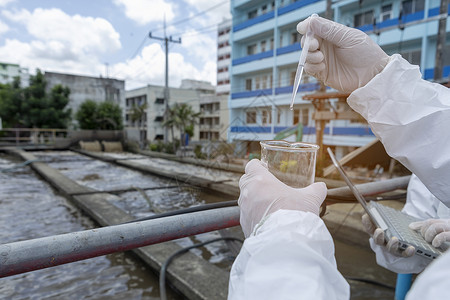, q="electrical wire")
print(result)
[159,236,243,300]
[150,0,229,33]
